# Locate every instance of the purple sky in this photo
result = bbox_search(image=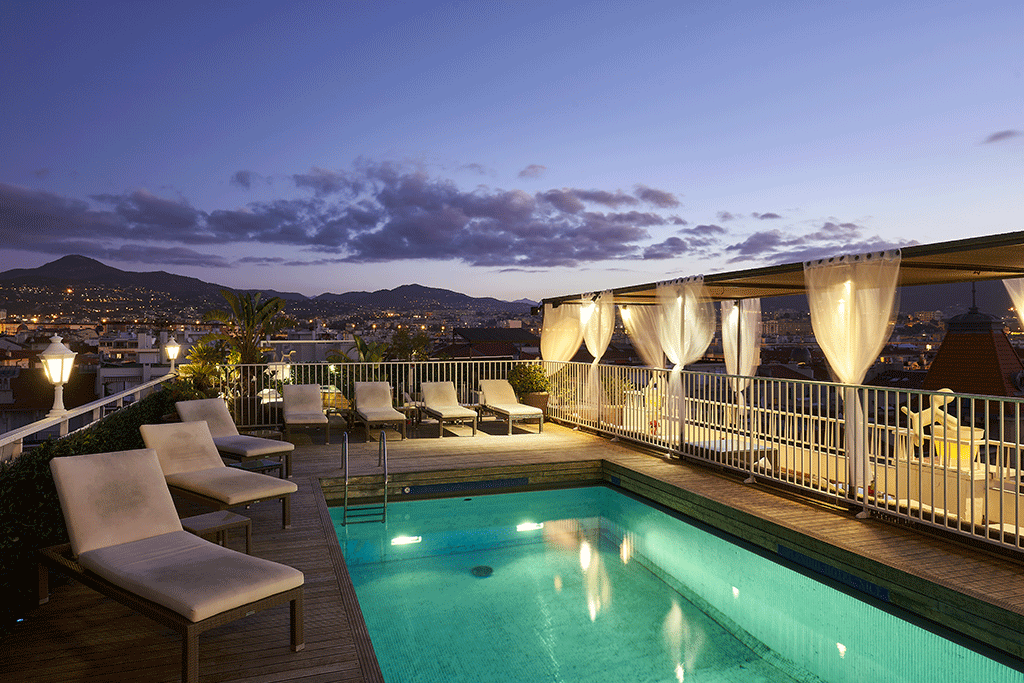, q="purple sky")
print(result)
[1,1,1020,300]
